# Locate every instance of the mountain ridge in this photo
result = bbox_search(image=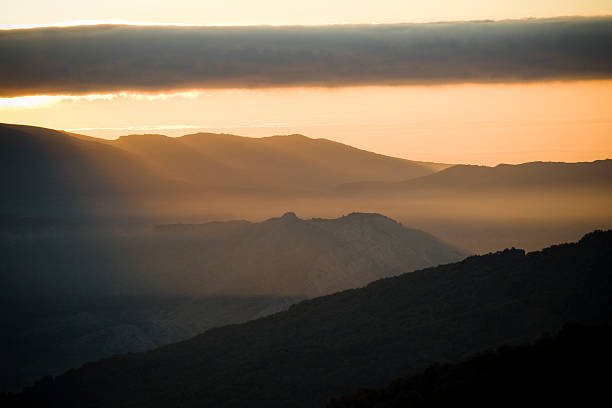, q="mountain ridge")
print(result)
[1,211,467,297]
[108,129,451,189]
[146,211,467,296]
[339,159,612,193]
[0,123,451,216]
